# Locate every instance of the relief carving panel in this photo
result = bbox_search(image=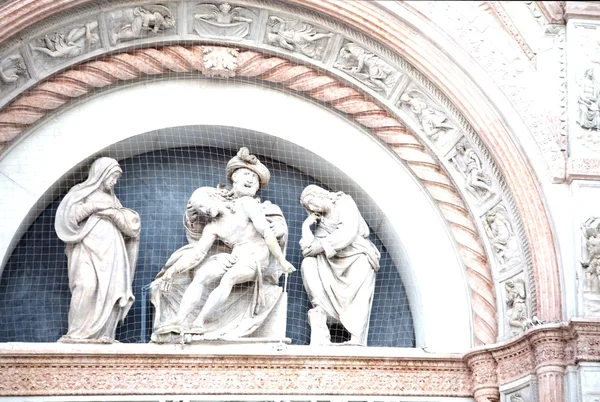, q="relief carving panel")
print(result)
[0,53,28,95]
[334,42,399,95]
[30,20,100,62]
[450,138,496,204]
[397,88,456,146]
[483,205,524,274]
[191,3,256,40]
[265,15,333,60]
[108,4,176,46]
